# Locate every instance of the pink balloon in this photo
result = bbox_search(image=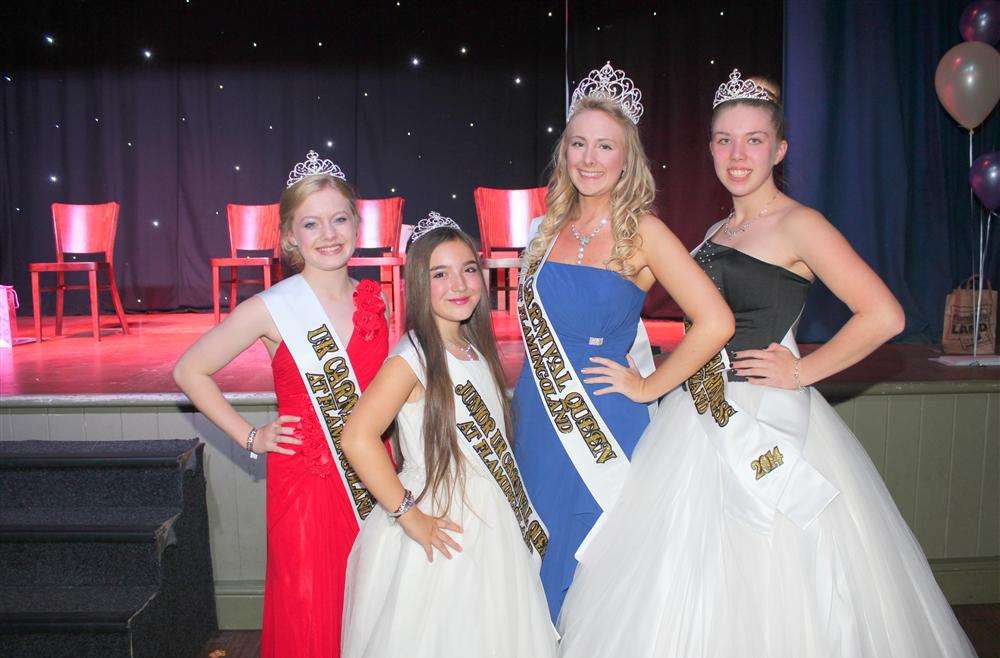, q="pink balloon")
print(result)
[935,41,1000,129]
